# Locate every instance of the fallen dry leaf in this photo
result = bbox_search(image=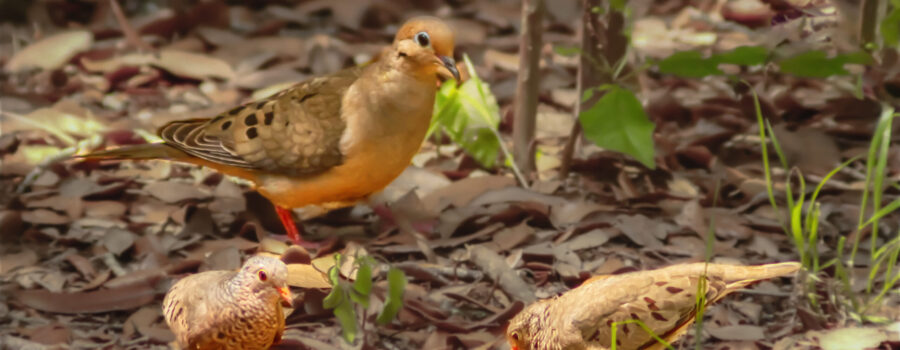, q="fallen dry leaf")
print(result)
[143,180,210,203]
[4,31,93,72]
[467,244,536,303]
[81,50,235,81]
[0,249,39,274]
[286,264,332,289]
[14,282,158,314]
[706,324,766,341]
